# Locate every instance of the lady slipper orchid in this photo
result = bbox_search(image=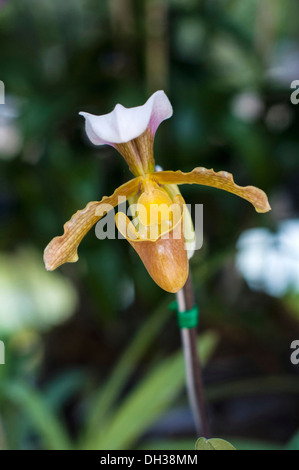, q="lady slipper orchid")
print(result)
[44,91,271,293]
